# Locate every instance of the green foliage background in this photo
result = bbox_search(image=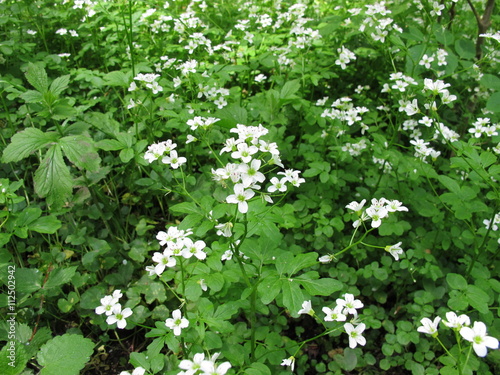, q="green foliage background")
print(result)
[0,0,499,374]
